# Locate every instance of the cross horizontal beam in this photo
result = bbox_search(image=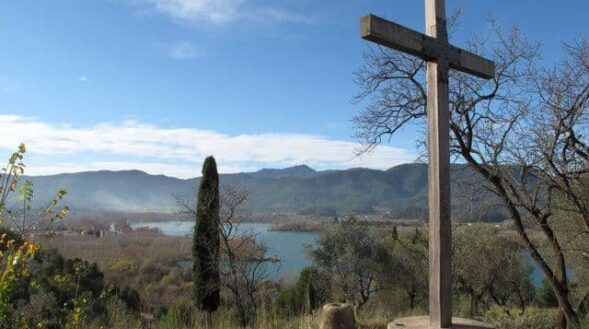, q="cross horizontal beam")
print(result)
[360,14,495,80]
